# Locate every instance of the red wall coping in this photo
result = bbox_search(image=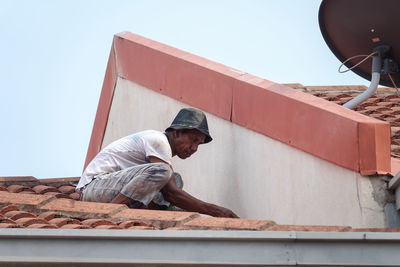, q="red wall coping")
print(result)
[84,32,392,175]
